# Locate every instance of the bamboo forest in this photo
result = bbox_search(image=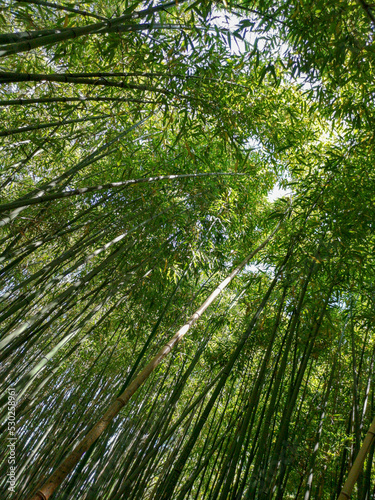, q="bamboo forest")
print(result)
[2,0,375,498]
